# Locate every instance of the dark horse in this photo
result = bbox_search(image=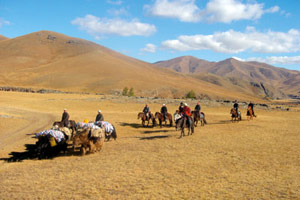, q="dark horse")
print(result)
[175,116,194,138]
[137,112,156,127]
[53,120,77,136]
[230,108,241,122]
[155,112,173,128]
[191,111,207,127]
